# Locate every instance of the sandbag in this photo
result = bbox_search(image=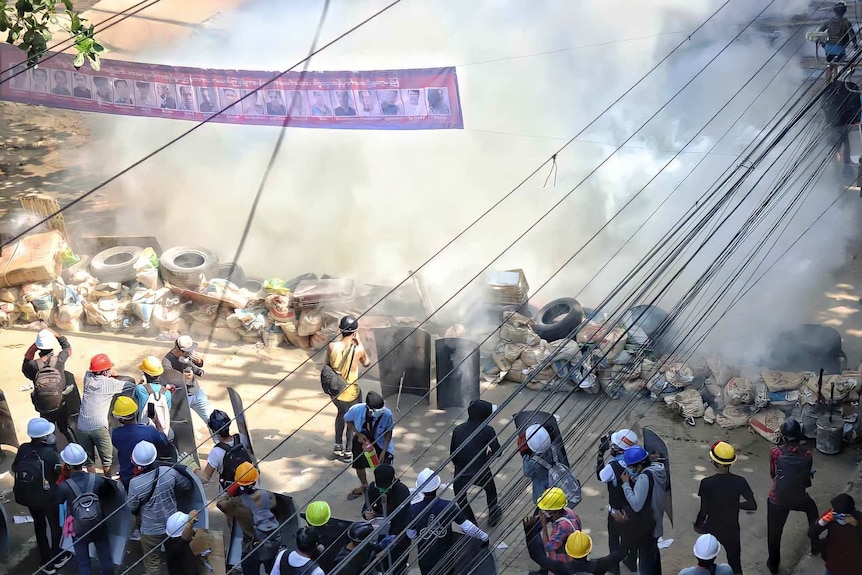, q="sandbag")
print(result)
[576,321,610,344]
[707,356,738,387]
[309,332,328,349]
[749,408,787,444]
[802,373,858,401]
[762,369,811,393]
[504,359,528,383]
[723,377,754,406]
[716,405,755,429]
[503,342,528,362]
[664,388,705,423]
[492,342,514,372]
[0,287,19,303]
[664,362,695,387]
[298,309,324,337]
[521,341,551,367]
[500,319,540,345]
